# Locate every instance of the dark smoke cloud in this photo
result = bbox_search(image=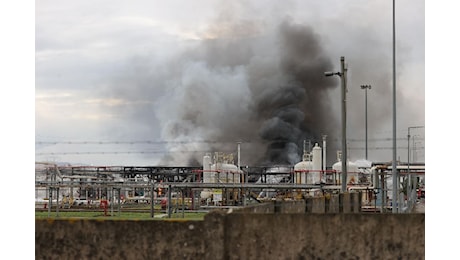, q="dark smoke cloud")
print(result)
[249,20,338,164]
[107,9,340,166]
